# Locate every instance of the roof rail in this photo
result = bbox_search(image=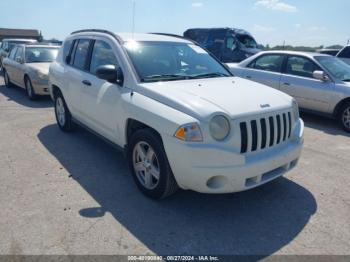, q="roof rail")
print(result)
[70,29,122,43]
